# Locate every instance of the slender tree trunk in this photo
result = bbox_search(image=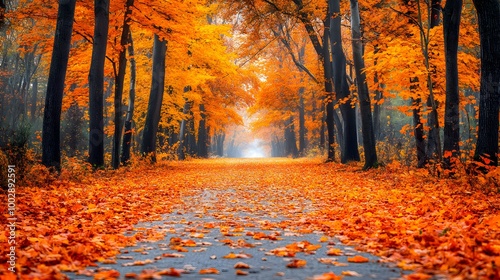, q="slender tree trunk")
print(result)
[216,132,225,157]
[298,87,306,156]
[30,78,37,123]
[472,0,500,166]
[177,89,192,160]
[88,0,110,168]
[197,103,208,158]
[140,35,167,162]
[284,116,299,158]
[350,0,378,169]
[425,0,443,164]
[111,0,134,169]
[443,0,462,168]
[372,46,383,140]
[121,31,136,164]
[330,0,360,163]
[42,0,76,170]
[323,7,336,162]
